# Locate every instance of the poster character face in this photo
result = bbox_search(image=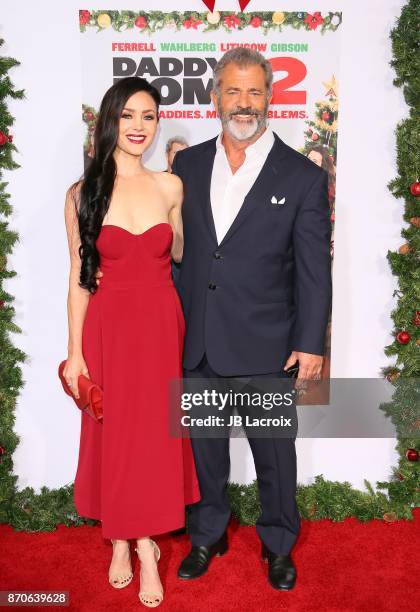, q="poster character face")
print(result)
[167,142,188,170]
[307,150,323,167]
[116,91,158,157]
[211,63,270,141]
